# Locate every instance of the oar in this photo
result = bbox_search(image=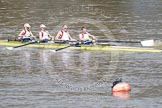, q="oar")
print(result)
[96,39,161,47]
[50,45,71,52]
[96,39,141,43]
[50,42,80,52]
[6,41,37,50]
